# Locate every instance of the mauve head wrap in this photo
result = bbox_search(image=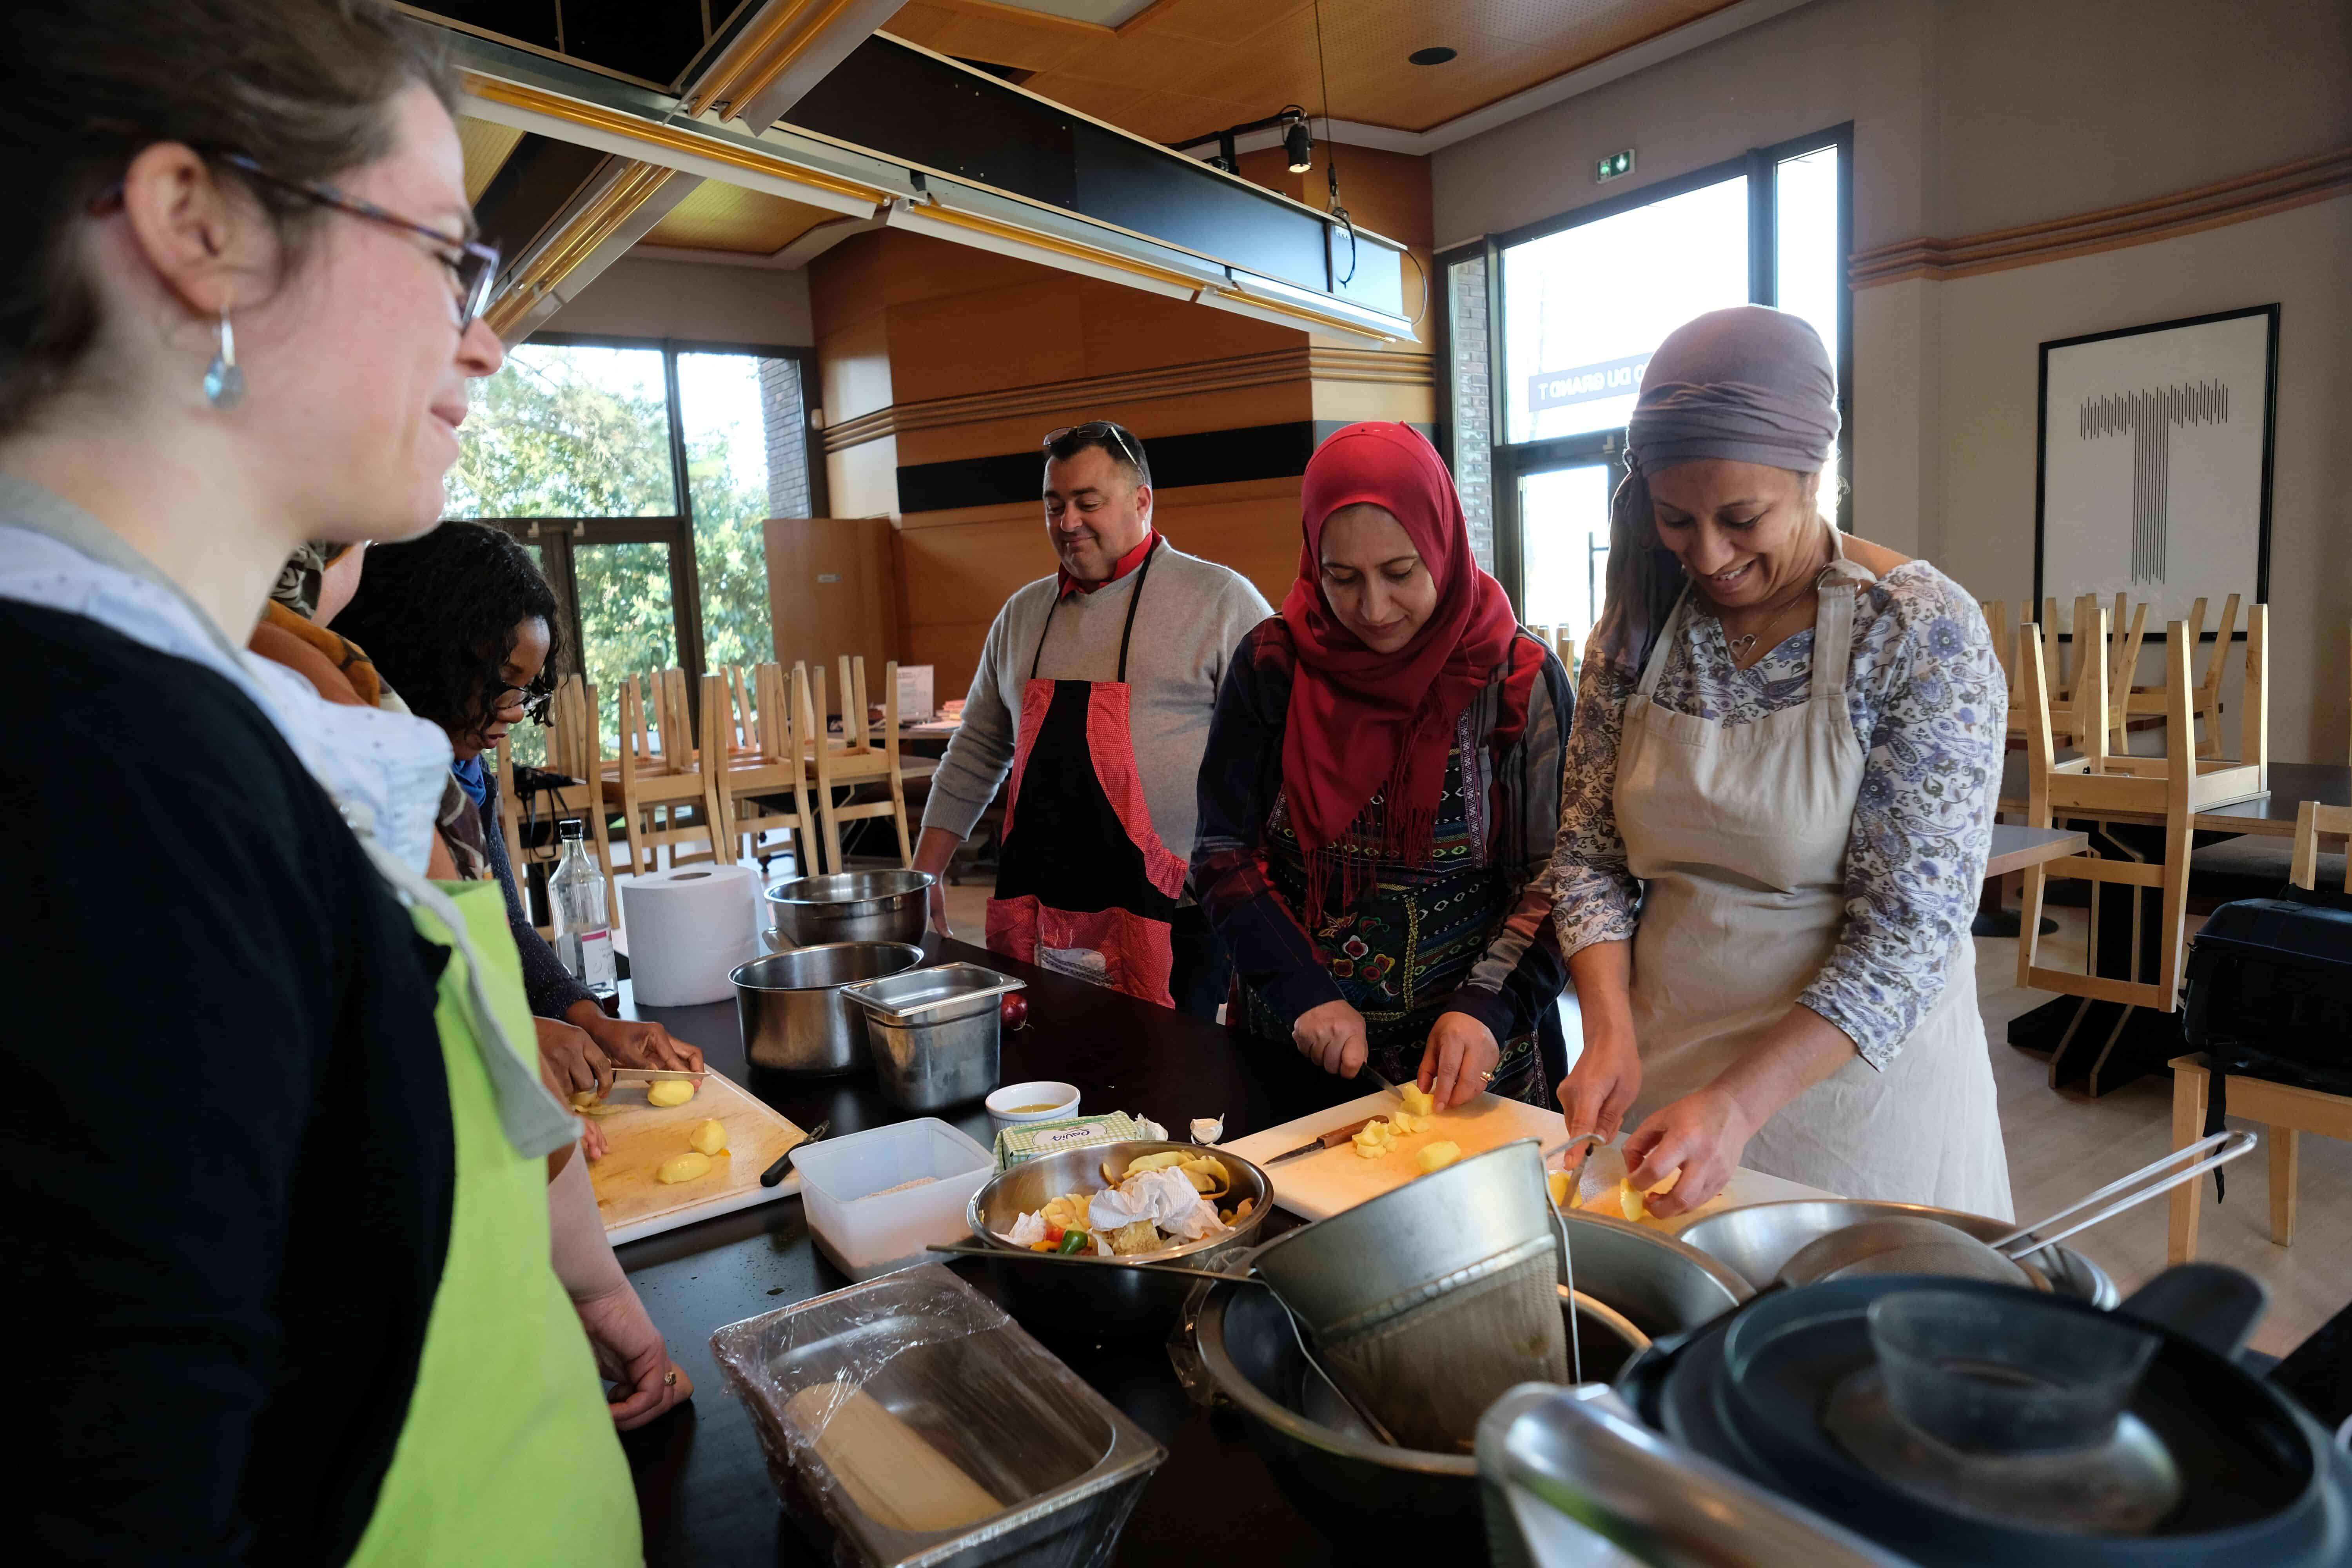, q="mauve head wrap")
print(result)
[1626,305,1838,474]
[1592,307,1840,672]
